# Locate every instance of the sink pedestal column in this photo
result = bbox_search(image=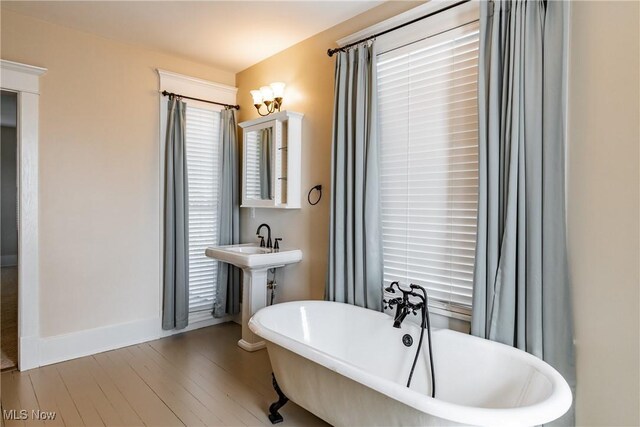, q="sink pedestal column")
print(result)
[238,268,269,351]
[204,243,302,351]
